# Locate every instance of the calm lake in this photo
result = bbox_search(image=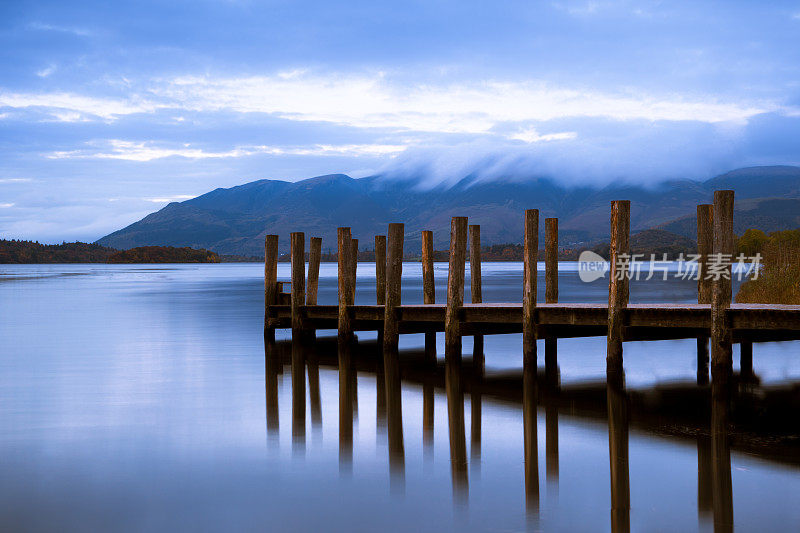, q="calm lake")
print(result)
[1,262,798,531]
